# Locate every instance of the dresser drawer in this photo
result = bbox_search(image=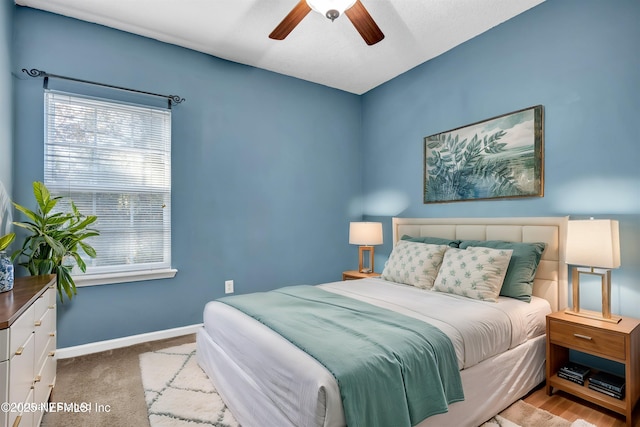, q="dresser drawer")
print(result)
[9,303,35,358]
[9,332,35,406]
[549,318,625,360]
[36,347,56,391]
[33,291,49,322]
[34,351,56,426]
[34,307,56,370]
